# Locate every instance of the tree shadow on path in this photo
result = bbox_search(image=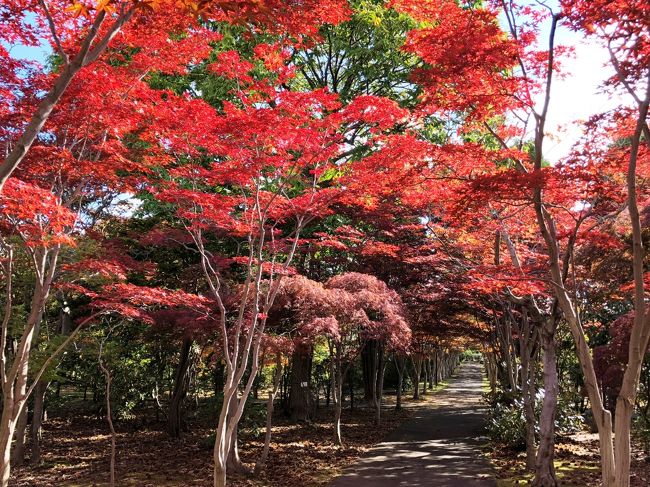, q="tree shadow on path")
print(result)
[329,362,496,487]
